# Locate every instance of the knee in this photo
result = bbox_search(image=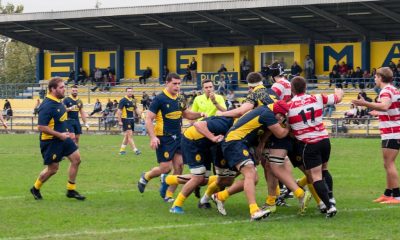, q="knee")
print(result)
[160,164,171,174]
[48,165,59,175]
